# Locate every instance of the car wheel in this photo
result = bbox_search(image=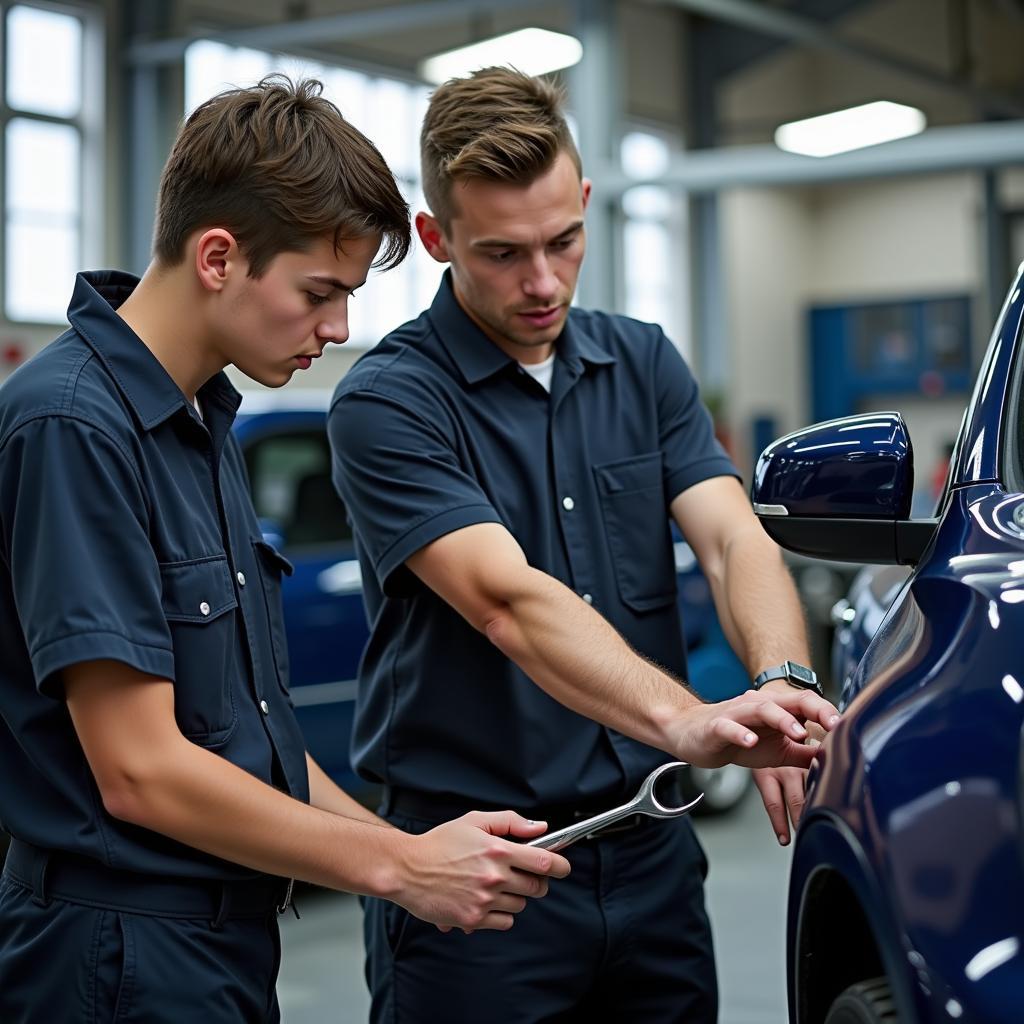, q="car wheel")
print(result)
[824,977,898,1023]
[679,764,752,815]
